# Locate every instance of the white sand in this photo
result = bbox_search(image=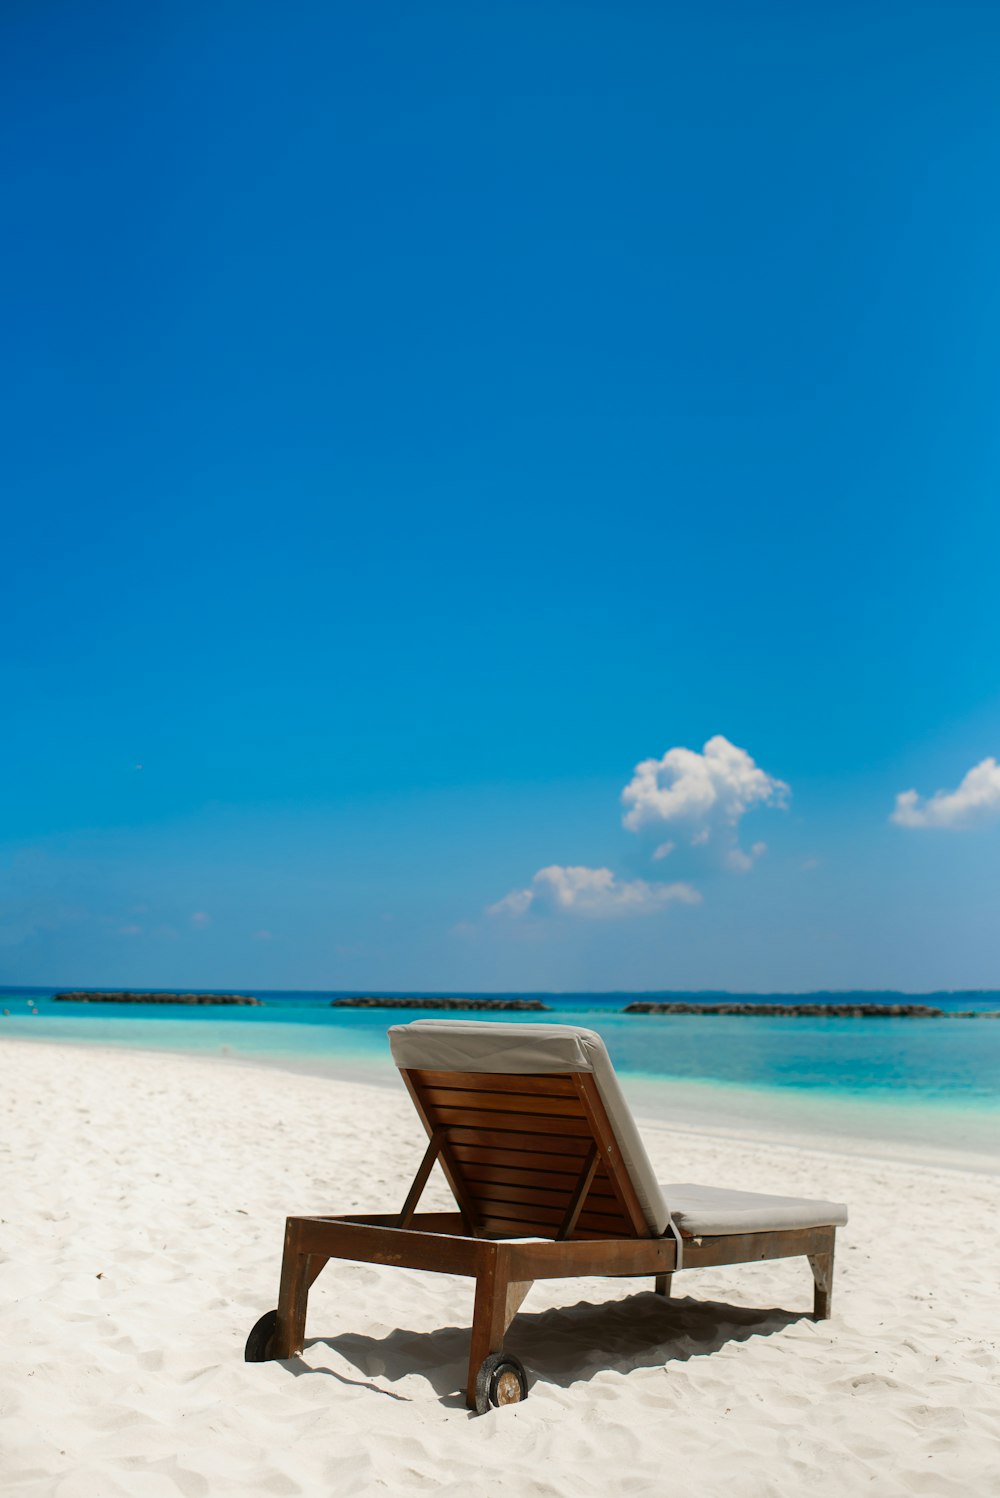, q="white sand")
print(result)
[2,1039,998,1498]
